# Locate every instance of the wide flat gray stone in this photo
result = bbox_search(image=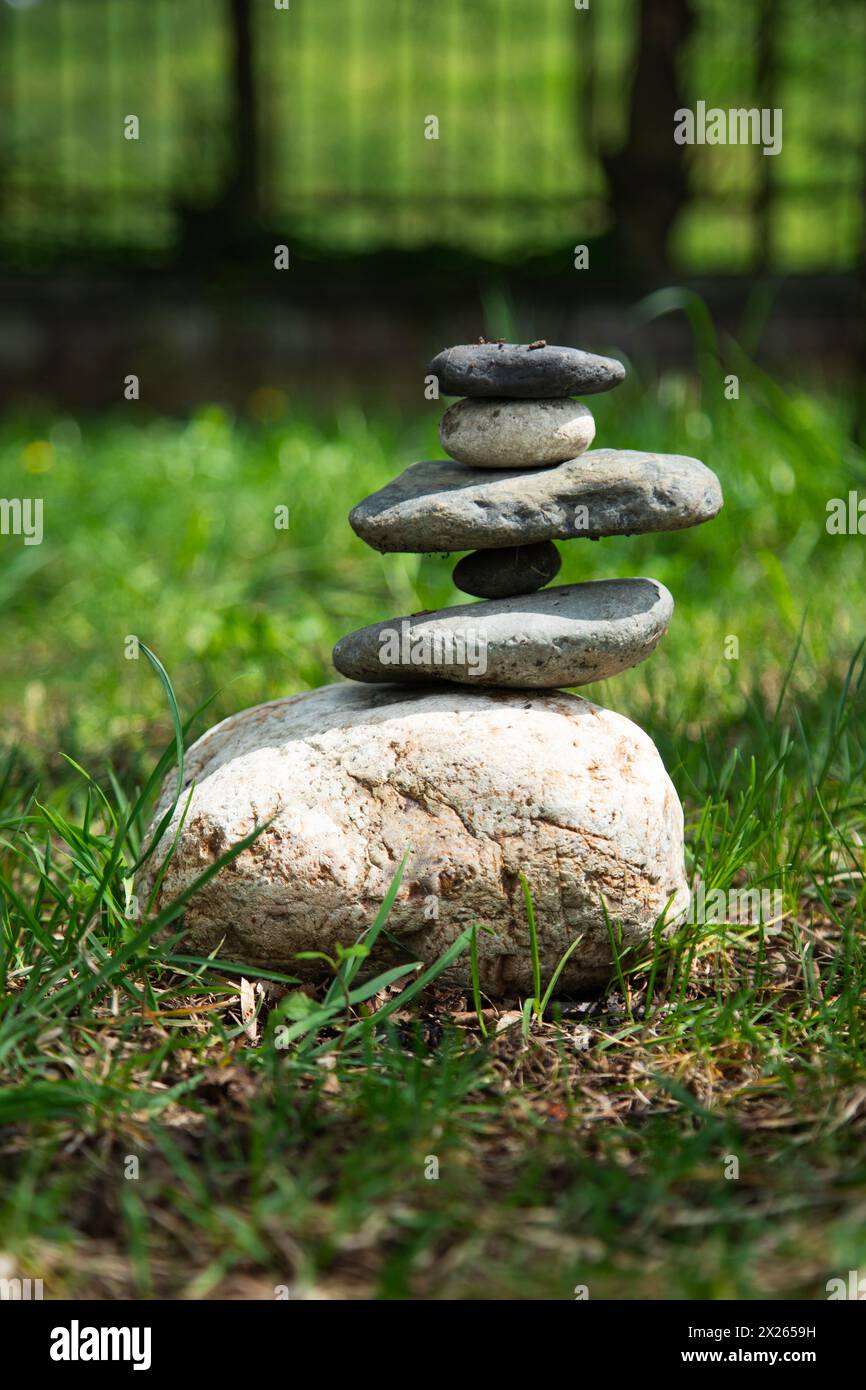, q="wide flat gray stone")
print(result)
[332,578,673,689]
[349,449,723,553]
[439,397,595,468]
[427,342,626,398]
[452,542,561,599]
